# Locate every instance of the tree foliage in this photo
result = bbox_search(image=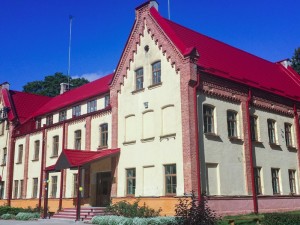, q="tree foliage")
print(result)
[23,72,89,97]
[291,47,300,75]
